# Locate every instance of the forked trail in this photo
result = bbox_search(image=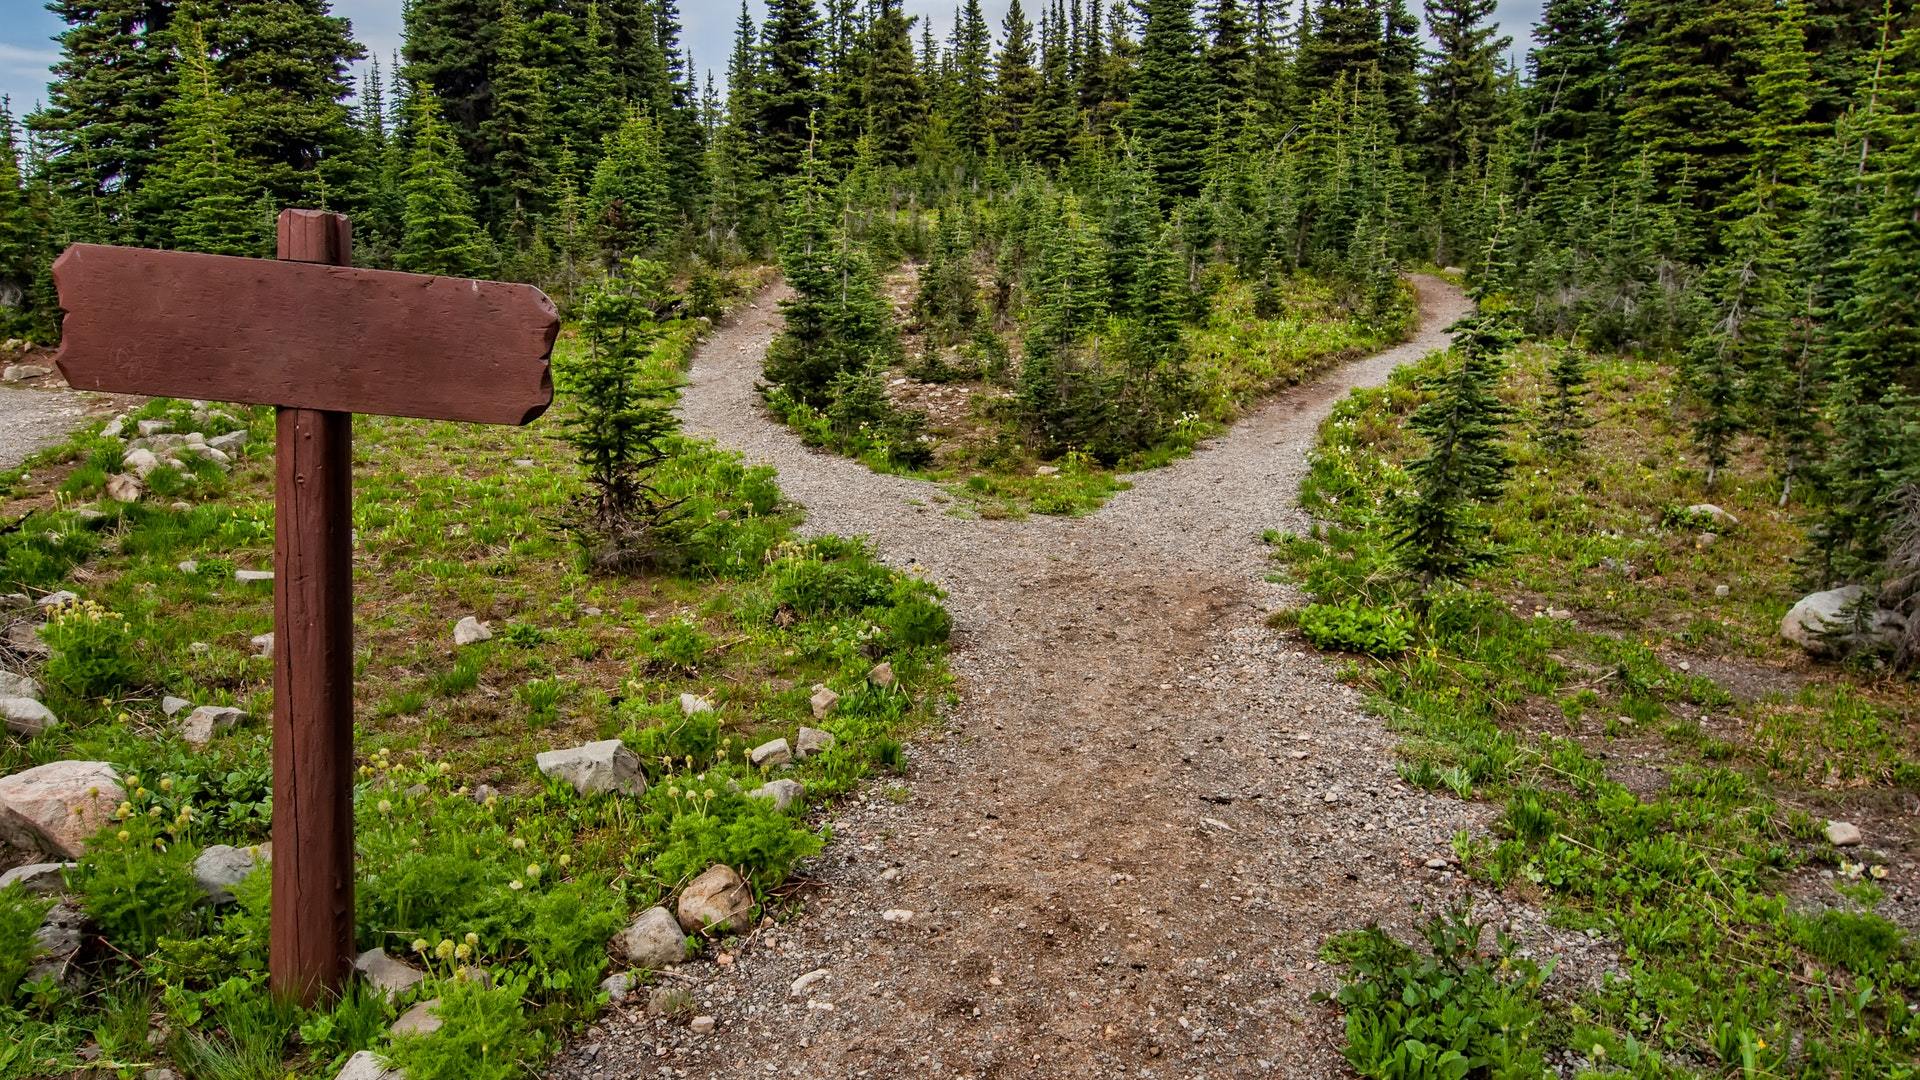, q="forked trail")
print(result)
[561,278,1486,1078]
